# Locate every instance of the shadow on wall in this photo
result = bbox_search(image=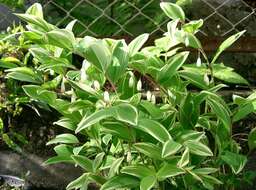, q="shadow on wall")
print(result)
[0,5,20,30]
[0,0,37,31]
